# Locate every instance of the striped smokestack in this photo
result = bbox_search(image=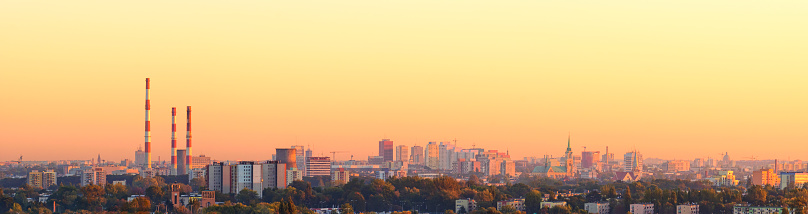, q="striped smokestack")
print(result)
[171,107,177,175]
[186,106,192,173]
[145,78,151,169]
